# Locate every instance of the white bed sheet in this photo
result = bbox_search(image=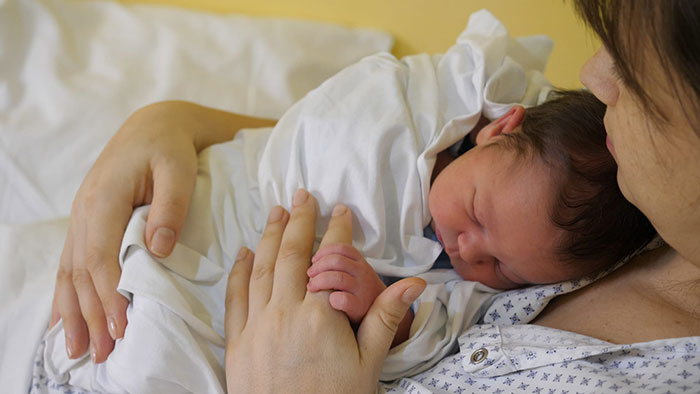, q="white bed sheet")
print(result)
[0,0,391,390]
[0,0,392,225]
